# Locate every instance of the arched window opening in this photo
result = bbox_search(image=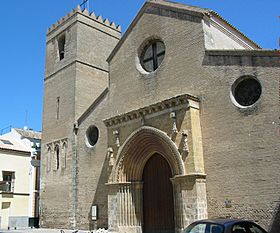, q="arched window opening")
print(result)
[62,143,67,169]
[55,146,60,170]
[47,147,51,172]
[58,34,66,60]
